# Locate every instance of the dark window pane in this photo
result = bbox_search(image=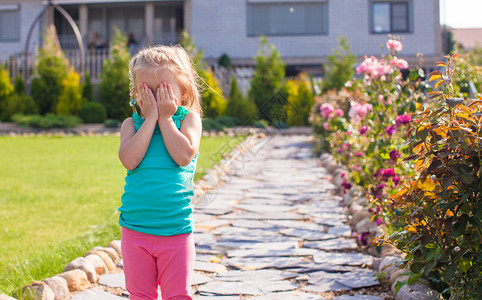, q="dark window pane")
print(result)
[0,10,19,40]
[391,3,408,32]
[248,2,327,36]
[373,3,390,33]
